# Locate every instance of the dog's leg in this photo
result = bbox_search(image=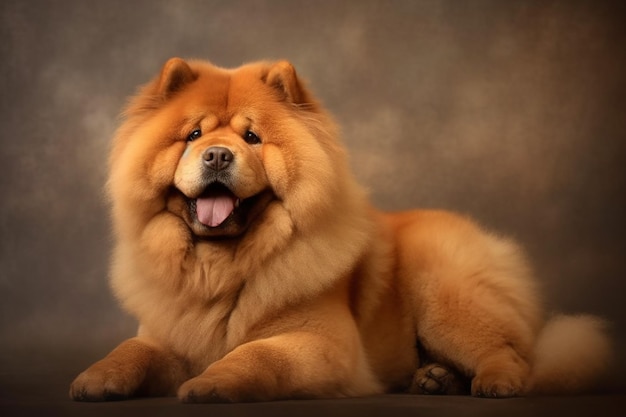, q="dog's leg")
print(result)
[70,337,188,401]
[392,210,541,398]
[413,250,538,398]
[178,330,380,402]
